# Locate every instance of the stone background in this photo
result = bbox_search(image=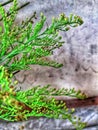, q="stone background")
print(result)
[3,0,98,97]
[0,0,98,129]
